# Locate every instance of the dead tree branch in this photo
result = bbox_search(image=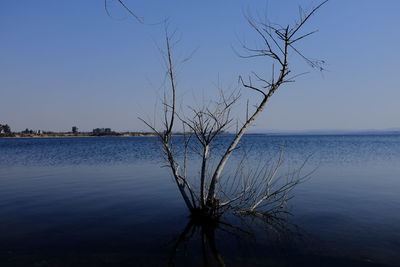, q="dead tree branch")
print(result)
[206,1,328,209]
